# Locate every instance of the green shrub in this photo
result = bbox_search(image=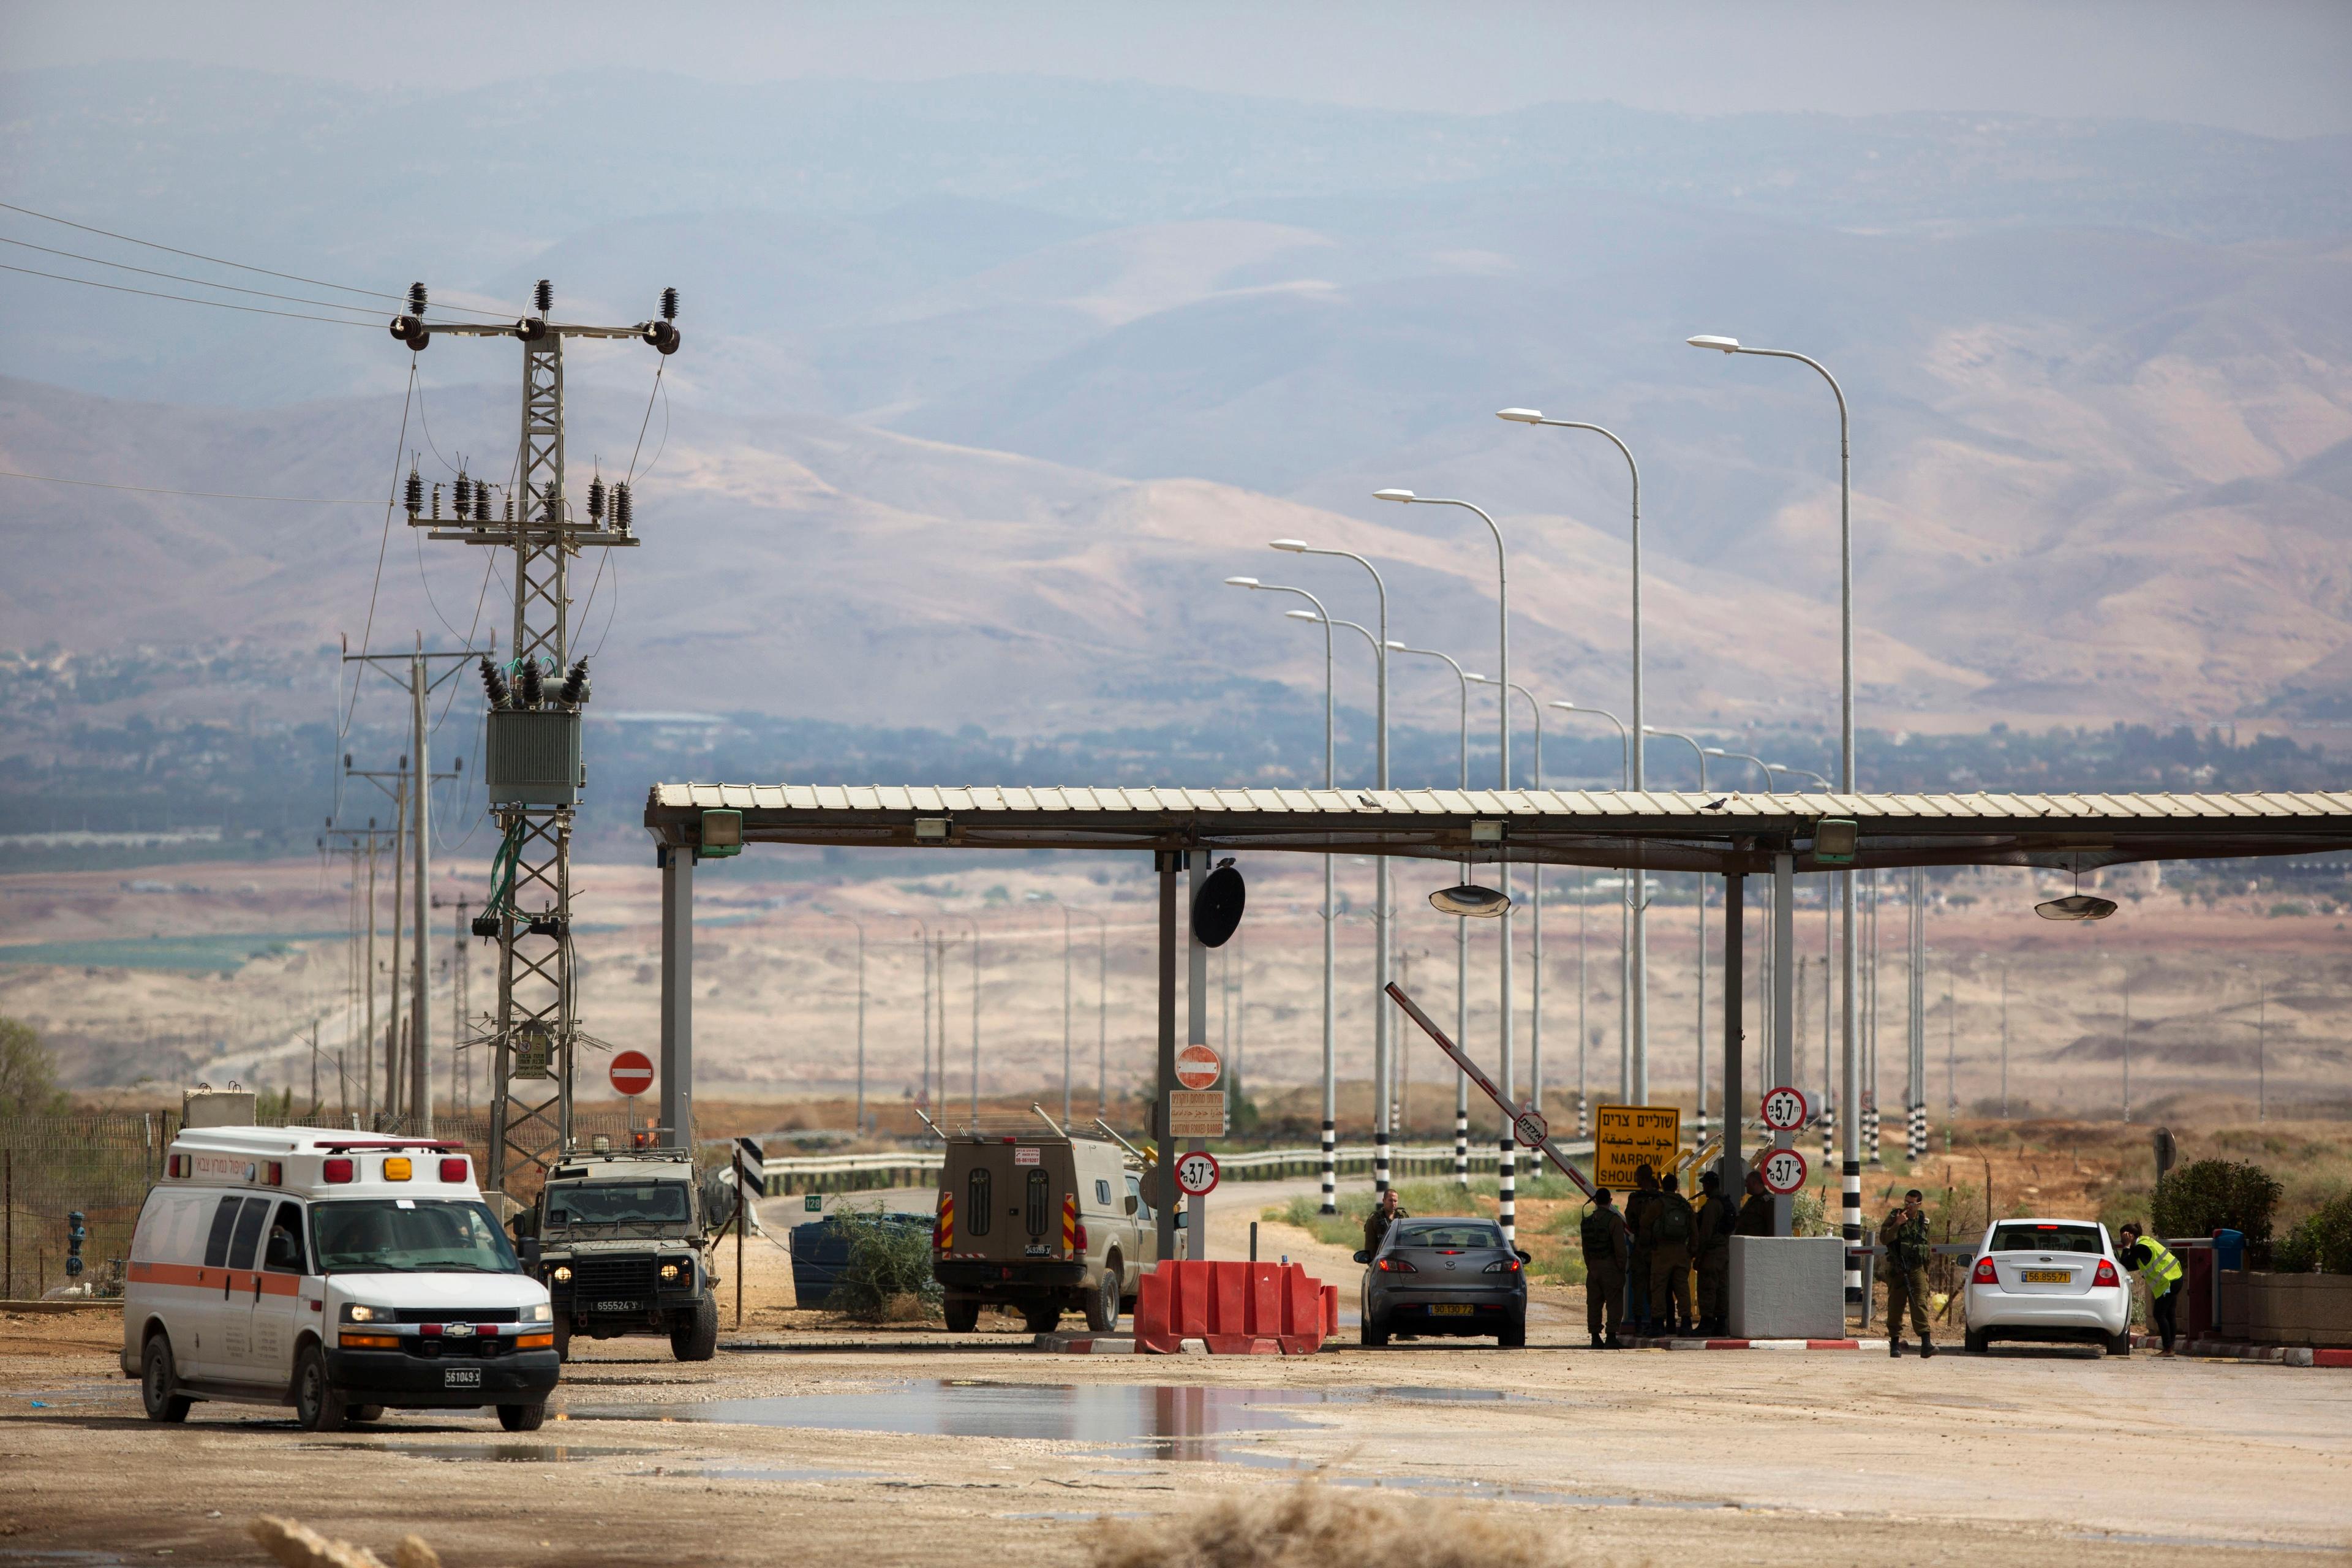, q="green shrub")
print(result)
[2302,1191,2352,1276]
[2151,1159,2281,1248]
[2274,1218,2320,1275]
[1792,1190,1828,1237]
[827,1210,941,1321]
